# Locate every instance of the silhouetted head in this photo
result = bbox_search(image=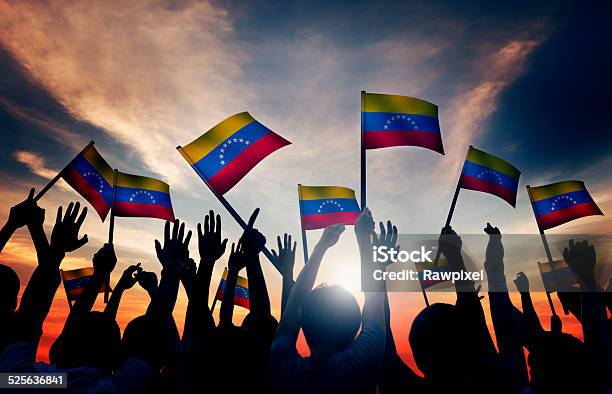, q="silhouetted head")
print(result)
[50,312,121,375]
[529,332,598,393]
[0,264,19,315]
[409,303,471,383]
[122,315,179,371]
[300,285,361,356]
